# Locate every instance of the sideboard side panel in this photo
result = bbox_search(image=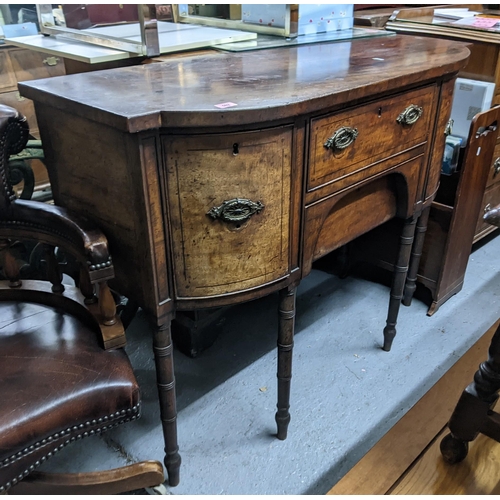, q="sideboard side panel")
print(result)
[138,134,172,316]
[34,102,170,320]
[424,78,456,203]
